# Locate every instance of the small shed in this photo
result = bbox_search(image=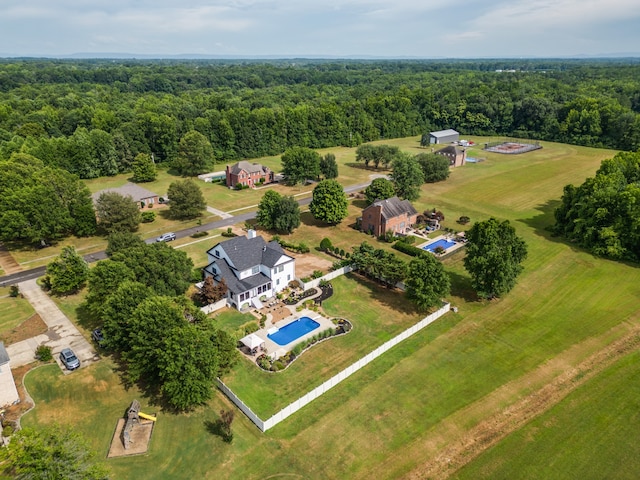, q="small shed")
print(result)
[0,342,19,408]
[429,129,460,145]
